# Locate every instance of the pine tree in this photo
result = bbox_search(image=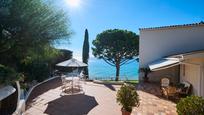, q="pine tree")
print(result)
[82,29,89,79]
[92,29,139,81]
